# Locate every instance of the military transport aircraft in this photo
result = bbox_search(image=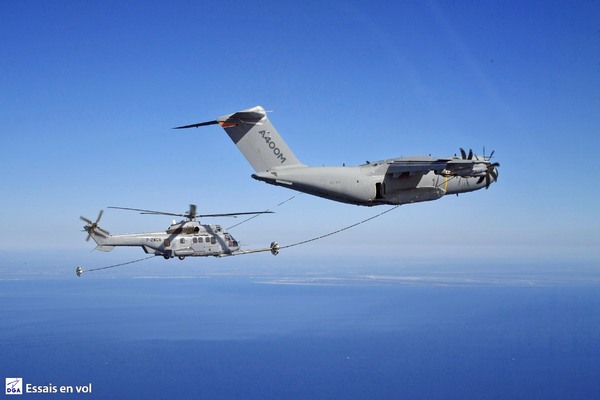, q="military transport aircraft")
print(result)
[80,205,279,262]
[175,106,499,207]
